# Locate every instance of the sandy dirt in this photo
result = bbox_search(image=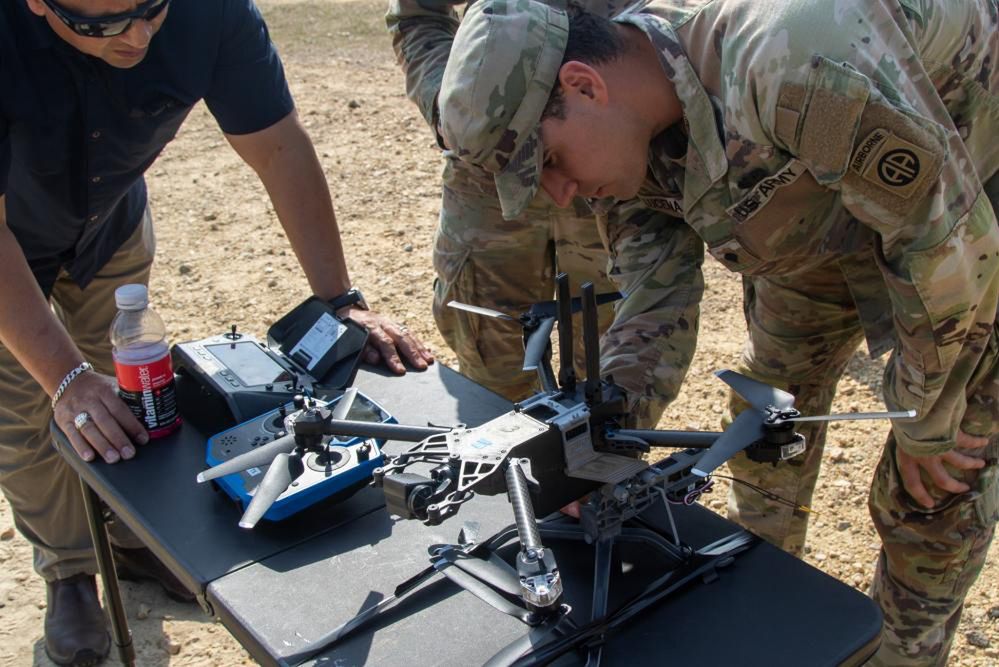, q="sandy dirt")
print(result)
[0,1,995,665]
